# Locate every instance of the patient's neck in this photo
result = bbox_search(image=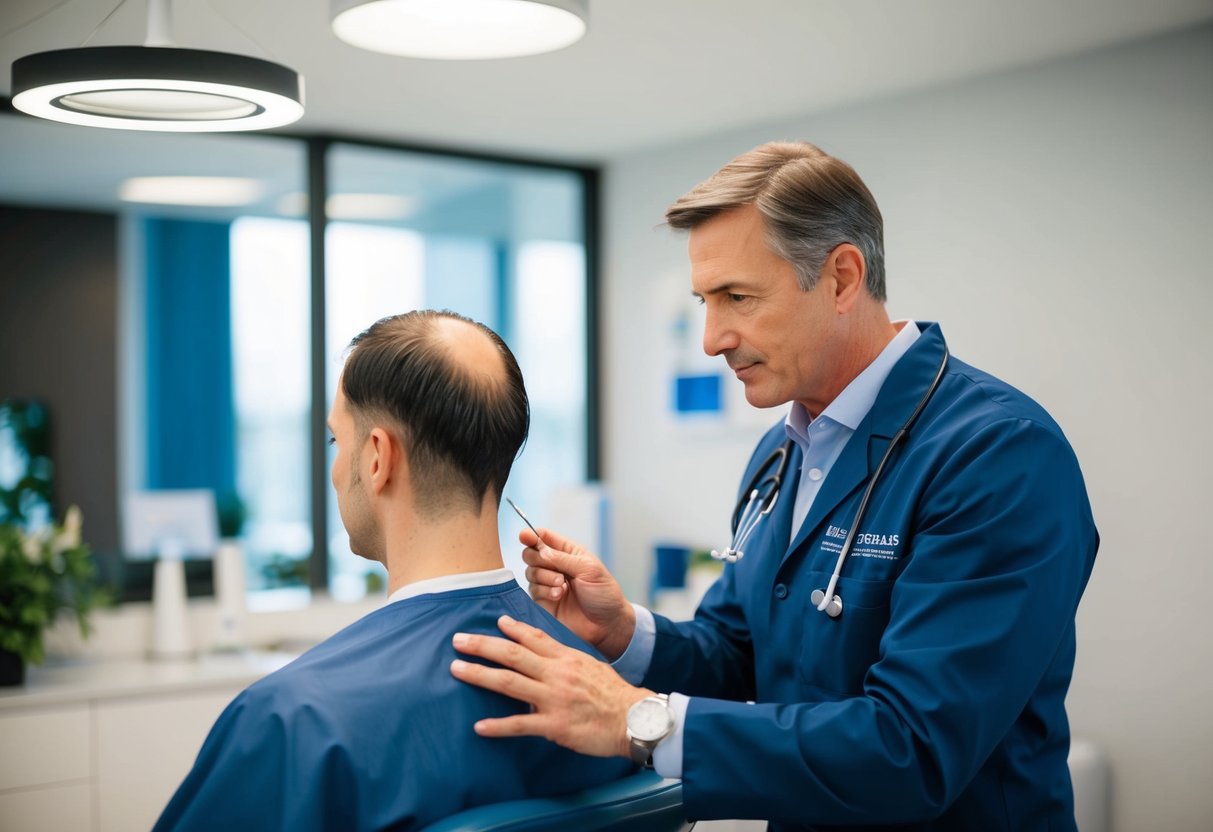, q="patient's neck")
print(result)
[382,492,505,596]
